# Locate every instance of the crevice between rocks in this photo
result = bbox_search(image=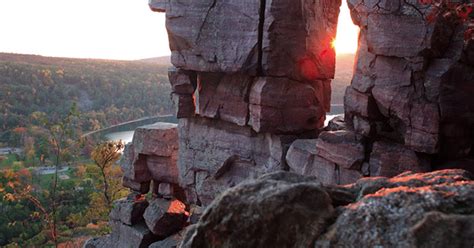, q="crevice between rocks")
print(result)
[257,0,267,76]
